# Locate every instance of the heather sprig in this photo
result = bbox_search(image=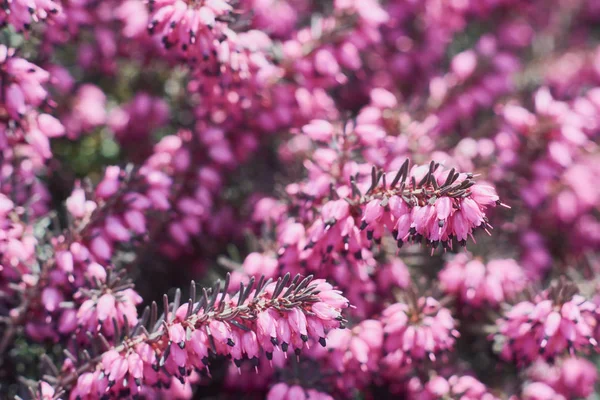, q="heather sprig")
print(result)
[33,273,348,398]
[493,279,599,365]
